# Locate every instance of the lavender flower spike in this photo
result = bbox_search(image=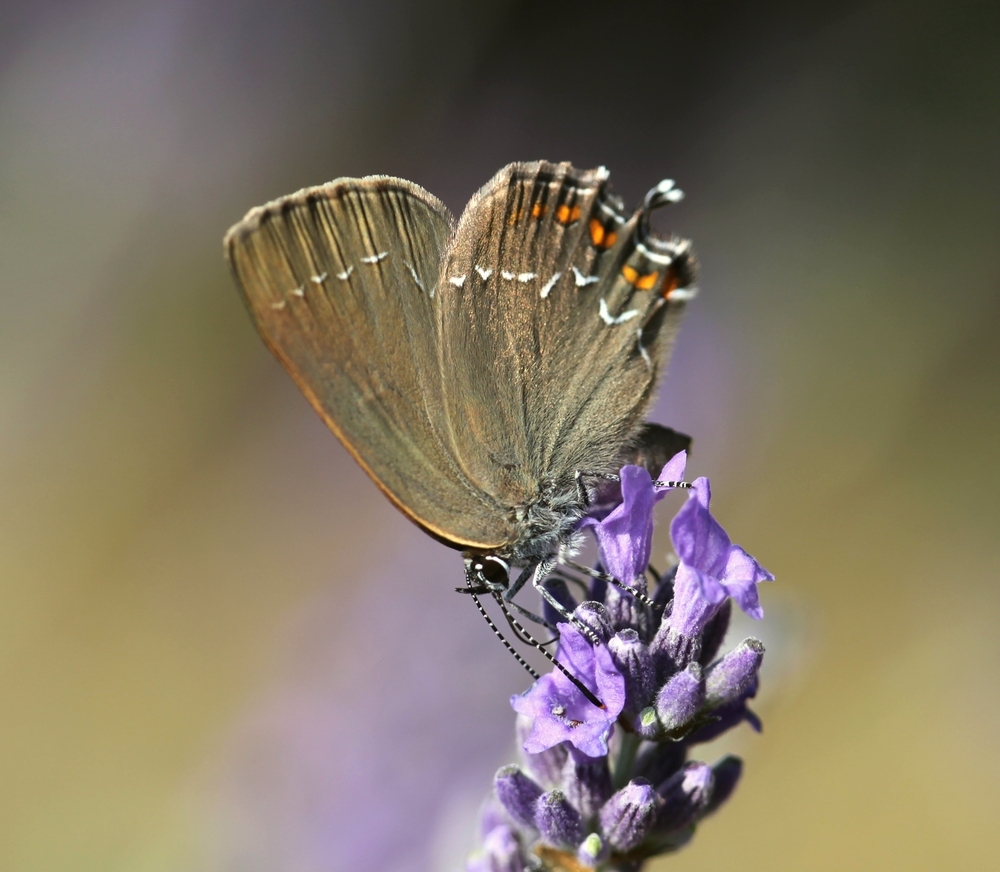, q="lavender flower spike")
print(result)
[667,477,773,638]
[468,453,775,871]
[579,452,687,586]
[511,623,625,757]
